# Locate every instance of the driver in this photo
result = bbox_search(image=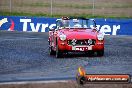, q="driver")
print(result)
[61,17,69,28]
